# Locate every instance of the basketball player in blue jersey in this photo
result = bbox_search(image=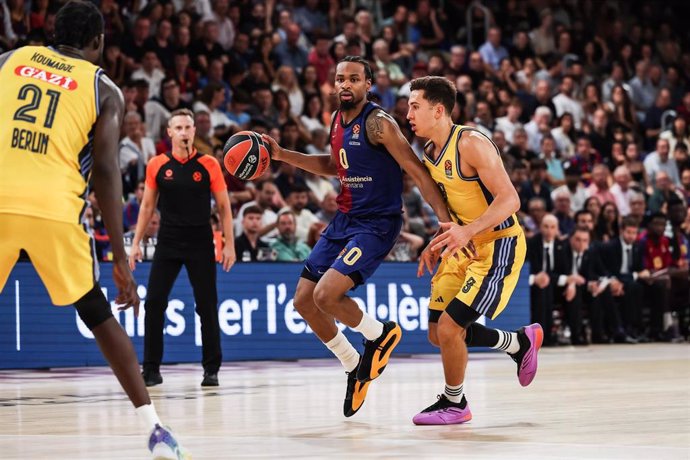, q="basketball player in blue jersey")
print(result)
[262,56,452,417]
[0,2,186,458]
[407,76,542,425]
